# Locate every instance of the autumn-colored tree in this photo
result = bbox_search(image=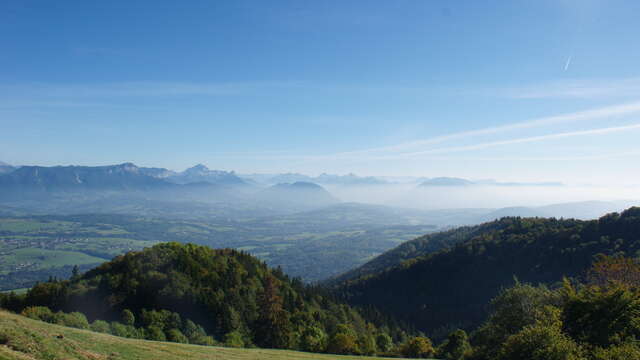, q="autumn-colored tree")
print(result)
[327,332,359,355]
[401,336,435,358]
[587,255,640,288]
[254,274,293,349]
